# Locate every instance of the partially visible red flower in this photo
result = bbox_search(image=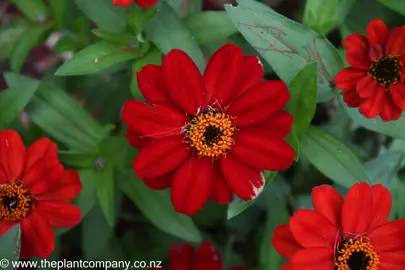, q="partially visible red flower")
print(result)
[122,43,295,216]
[150,242,248,270]
[335,19,405,121]
[0,130,82,259]
[112,0,158,8]
[272,183,405,269]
